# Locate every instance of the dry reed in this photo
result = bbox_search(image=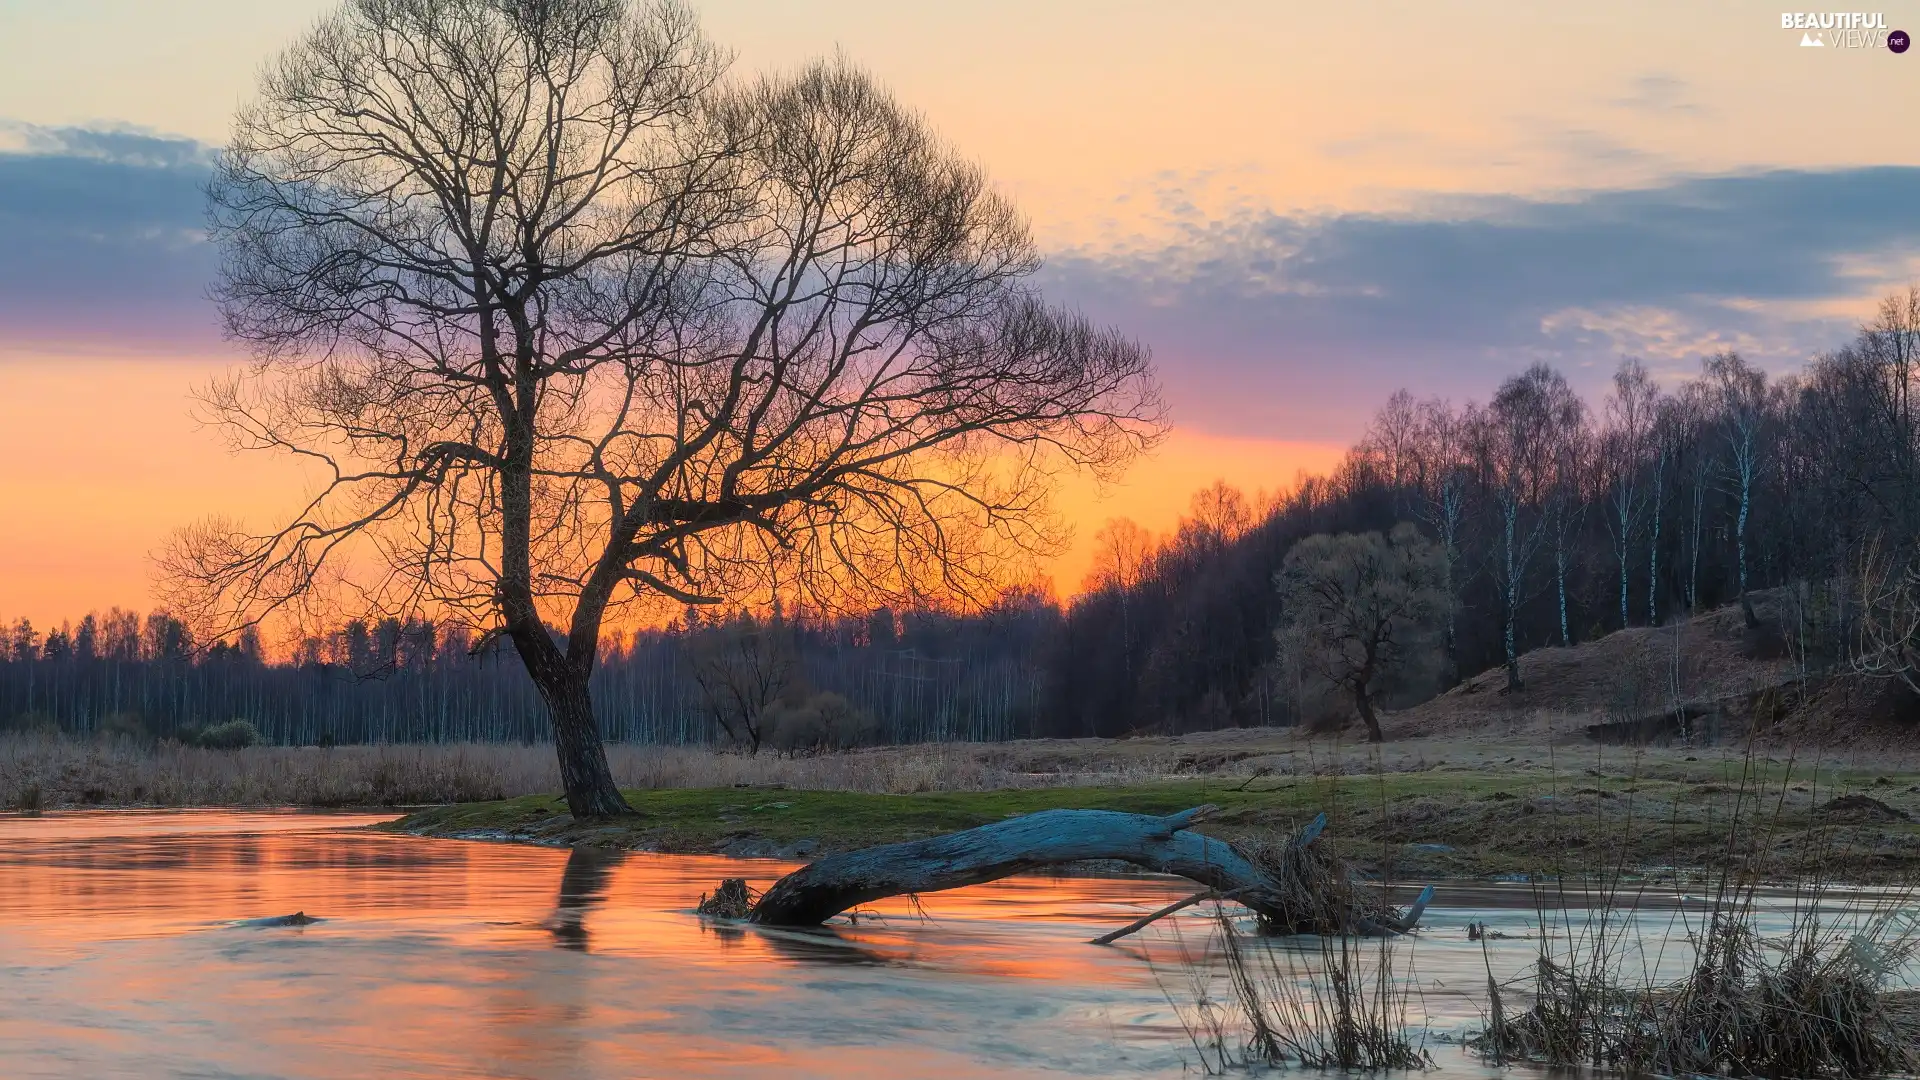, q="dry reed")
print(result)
[1478,742,1920,1079]
[0,731,1186,809]
[1165,897,1427,1074]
